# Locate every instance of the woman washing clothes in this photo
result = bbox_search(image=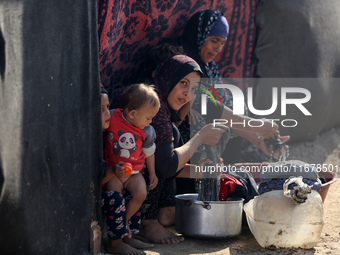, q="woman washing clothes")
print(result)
[139,53,287,244]
[139,55,229,244]
[162,9,289,193]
